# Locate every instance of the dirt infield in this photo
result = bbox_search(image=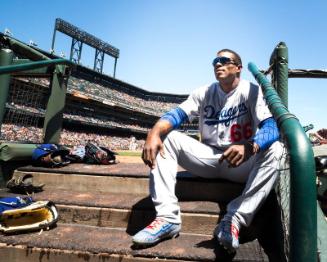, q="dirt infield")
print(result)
[117,155,144,164]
